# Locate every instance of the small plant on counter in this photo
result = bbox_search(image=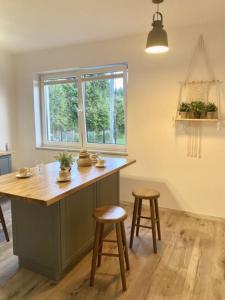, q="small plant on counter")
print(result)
[55,152,75,171]
[205,102,218,119]
[190,101,206,118]
[179,102,191,118]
